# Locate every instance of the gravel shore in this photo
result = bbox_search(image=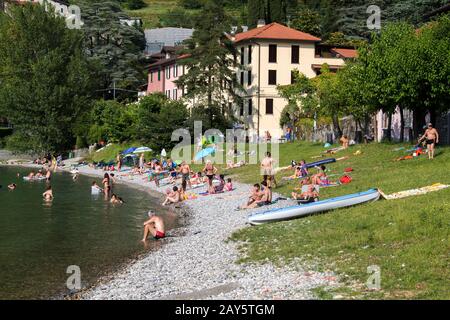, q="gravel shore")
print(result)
[65,165,339,300]
[2,161,339,299]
